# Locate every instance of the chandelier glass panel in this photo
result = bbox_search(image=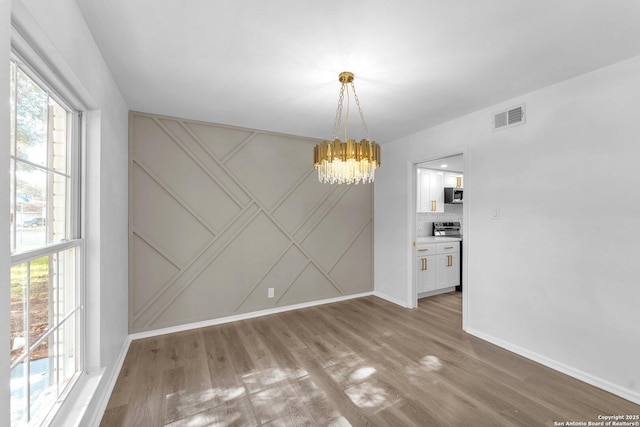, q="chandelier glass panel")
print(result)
[313,72,380,184]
